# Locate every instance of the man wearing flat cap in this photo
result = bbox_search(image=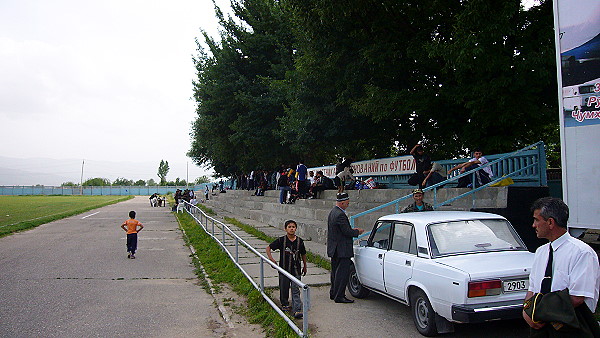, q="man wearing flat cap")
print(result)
[327,192,364,303]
